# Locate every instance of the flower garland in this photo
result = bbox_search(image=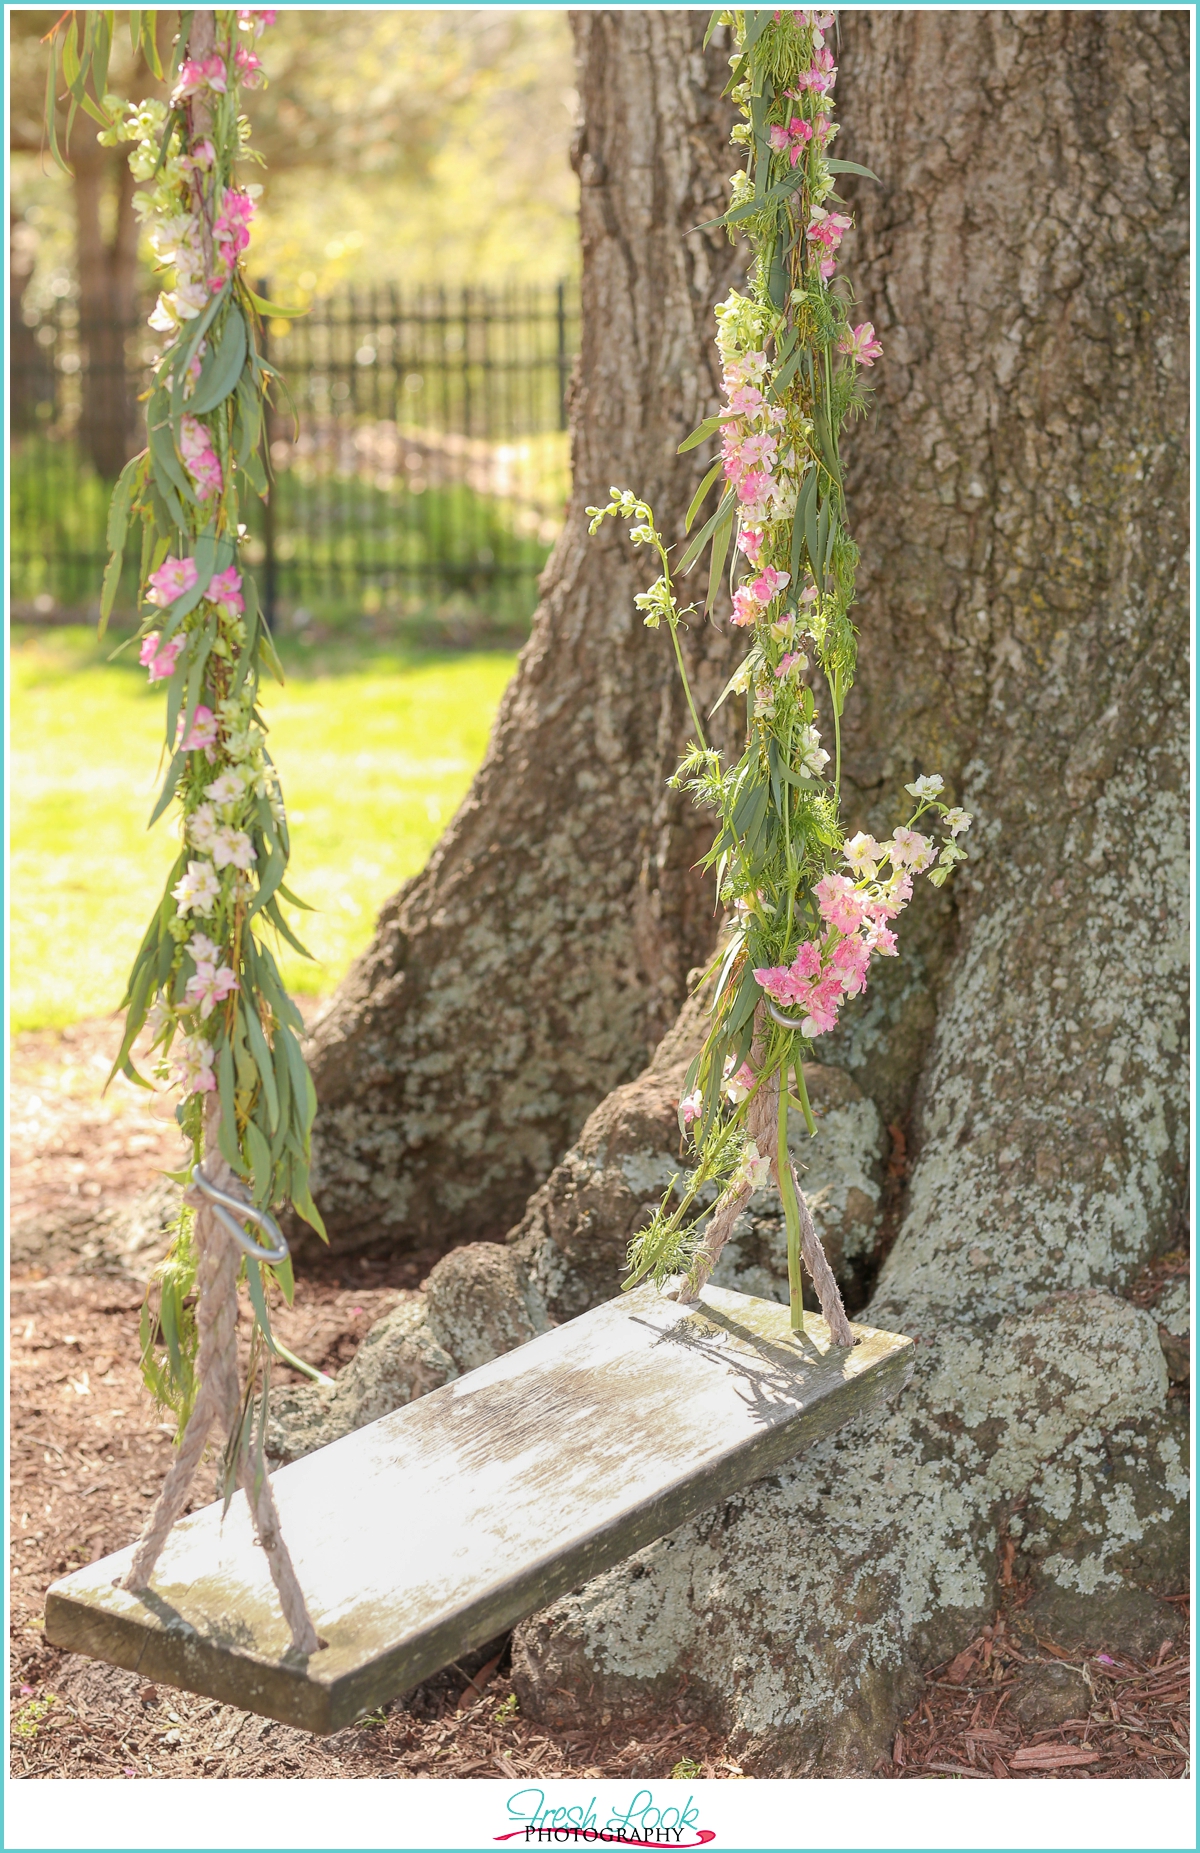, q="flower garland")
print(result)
[589,8,972,1332]
[45,9,321,1428]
